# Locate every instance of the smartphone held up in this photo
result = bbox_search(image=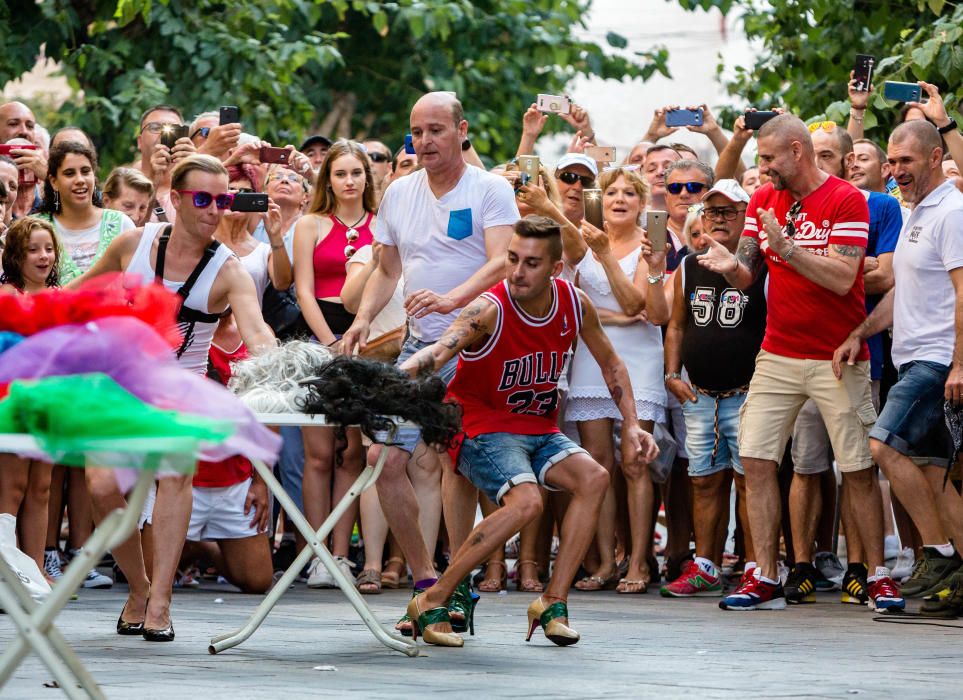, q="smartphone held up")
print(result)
[646,211,668,252]
[582,189,603,229]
